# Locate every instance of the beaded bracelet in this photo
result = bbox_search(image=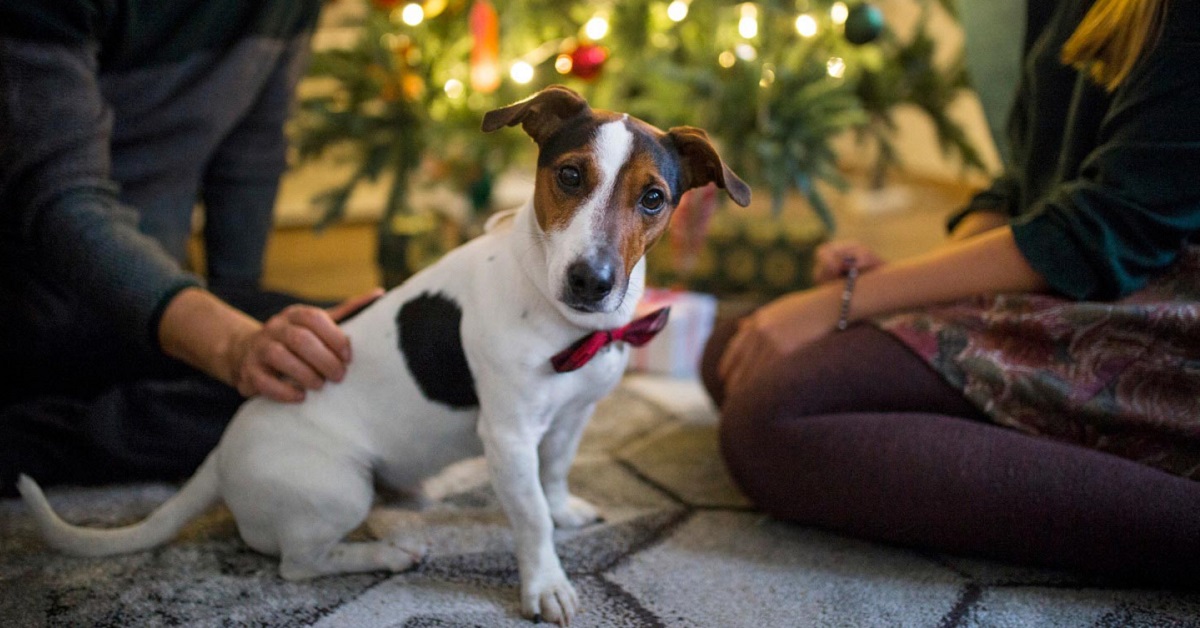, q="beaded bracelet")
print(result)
[836,254,858,331]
